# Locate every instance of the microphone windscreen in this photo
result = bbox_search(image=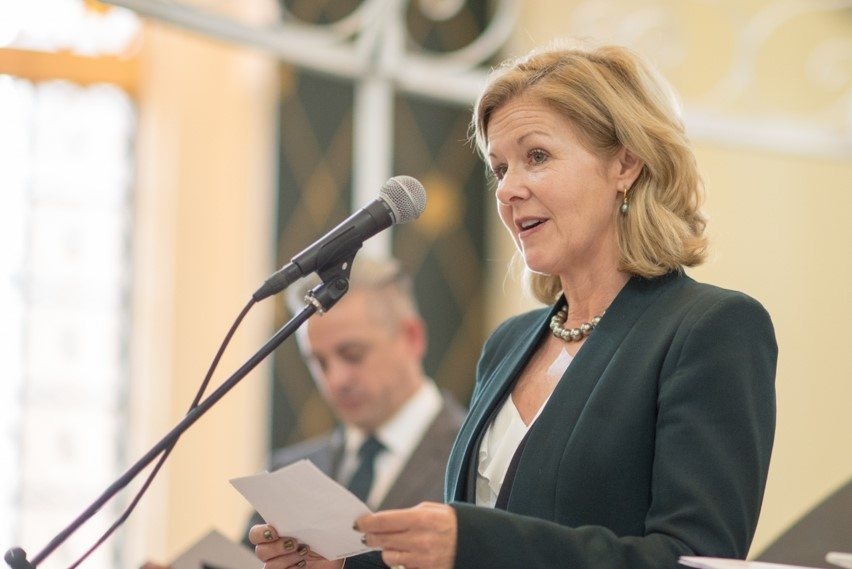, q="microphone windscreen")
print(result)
[380,176,427,224]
